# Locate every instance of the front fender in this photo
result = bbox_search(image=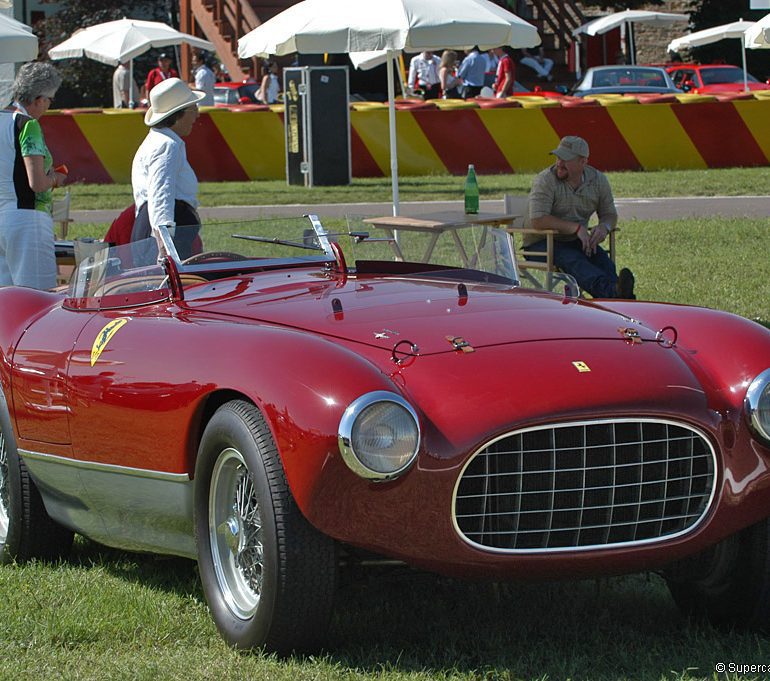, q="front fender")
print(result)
[605,302,770,412]
[186,318,404,518]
